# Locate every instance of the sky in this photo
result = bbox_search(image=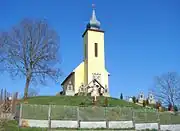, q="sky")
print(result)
[0,0,180,99]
